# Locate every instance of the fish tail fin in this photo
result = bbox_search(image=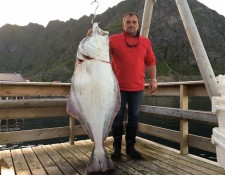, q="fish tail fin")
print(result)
[86,147,114,174]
